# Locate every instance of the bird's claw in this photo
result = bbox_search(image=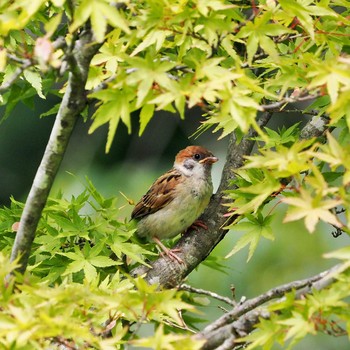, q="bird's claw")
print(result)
[160,248,184,264]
